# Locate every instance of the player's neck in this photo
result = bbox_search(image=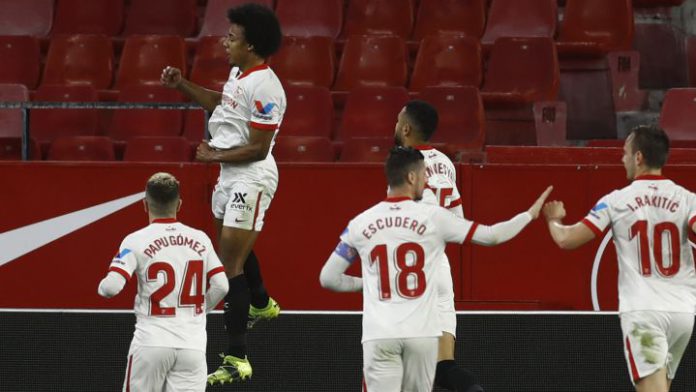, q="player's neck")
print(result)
[238,56,265,73]
[387,186,414,201]
[149,215,177,224]
[634,167,662,179]
[404,138,429,149]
